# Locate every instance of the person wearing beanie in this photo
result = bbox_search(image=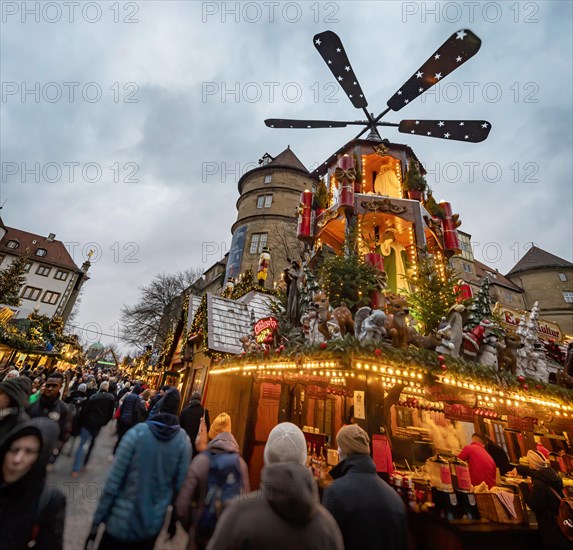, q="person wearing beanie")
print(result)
[206,422,344,550]
[323,425,408,550]
[0,377,32,444]
[176,413,249,550]
[180,392,211,457]
[516,449,569,549]
[113,384,147,454]
[148,387,181,420]
[208,412,231,440]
